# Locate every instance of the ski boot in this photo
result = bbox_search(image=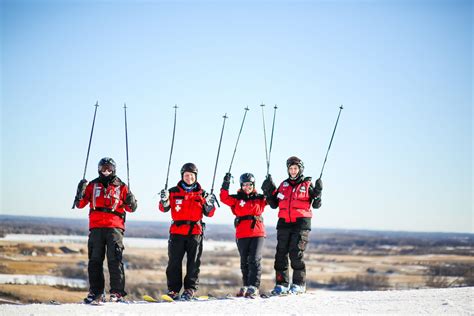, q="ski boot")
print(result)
[84,292,105,304]
[244,286,259,299]
[289,284,306,295]
[236,286,247,297]
[166,290,180,300]
[180,289,195,301]
[109,292,125,302]
[270,284,289,296]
